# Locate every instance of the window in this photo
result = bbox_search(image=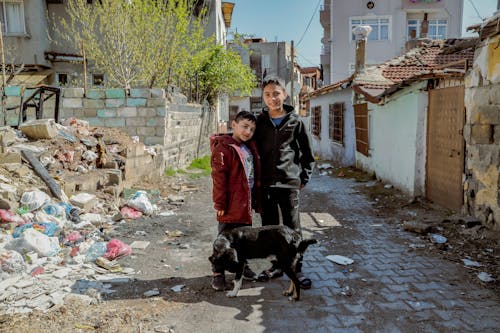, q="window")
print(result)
[0,0,26,35]
[56,73,68,86]
[407,19,447,40]
[329,103,344,144]
[312,106,321,138]
[92,74,104,86]
[354,103,369,156]
[351,17,390,41]
[250,97,262,111]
